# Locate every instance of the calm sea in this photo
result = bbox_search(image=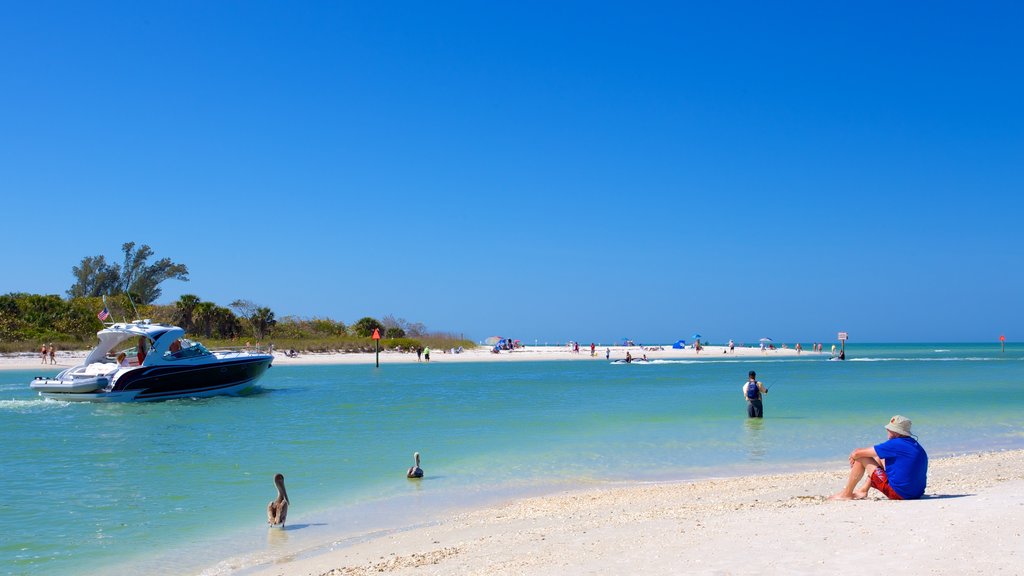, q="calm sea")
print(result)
[2,343,1022,575]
